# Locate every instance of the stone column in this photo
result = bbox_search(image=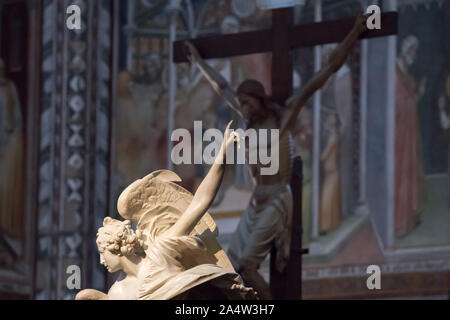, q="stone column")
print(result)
[35,0,114,300]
